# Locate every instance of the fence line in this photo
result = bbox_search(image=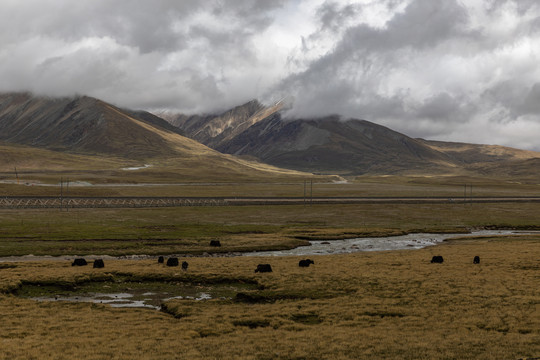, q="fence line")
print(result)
[0,197,227,209]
